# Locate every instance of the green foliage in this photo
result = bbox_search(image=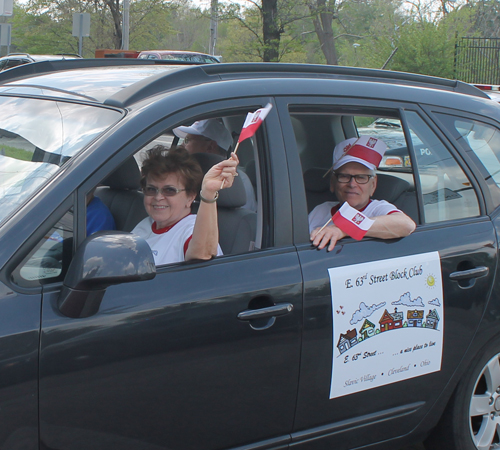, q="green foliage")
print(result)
[218,3,263,62]
[389,20,457,78]
[2,0,493,80]
[9,3,79,54]
[1,145,32,161]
